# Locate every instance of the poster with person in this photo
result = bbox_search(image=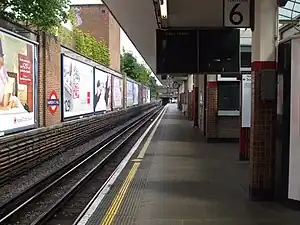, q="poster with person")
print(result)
[62,55,94,118]
[94,69,111,112]
[0,30,36,134]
